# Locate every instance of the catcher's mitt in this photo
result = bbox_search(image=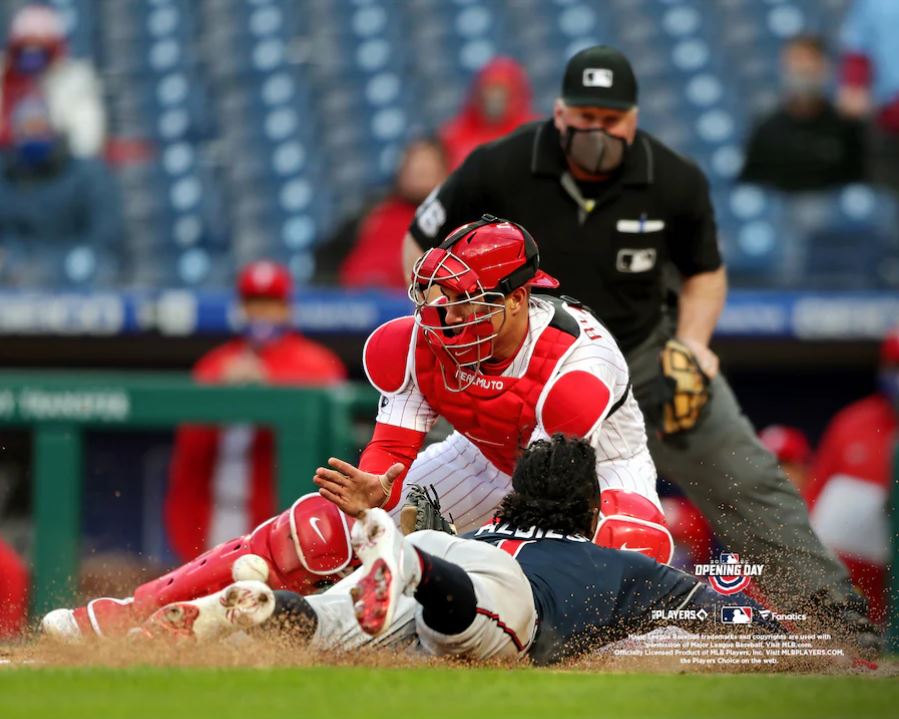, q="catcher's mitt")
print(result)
[648,338,712,436]
[399,485,456,536]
